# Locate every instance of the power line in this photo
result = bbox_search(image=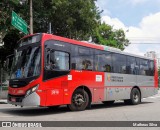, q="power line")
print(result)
[129,42,160,44]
